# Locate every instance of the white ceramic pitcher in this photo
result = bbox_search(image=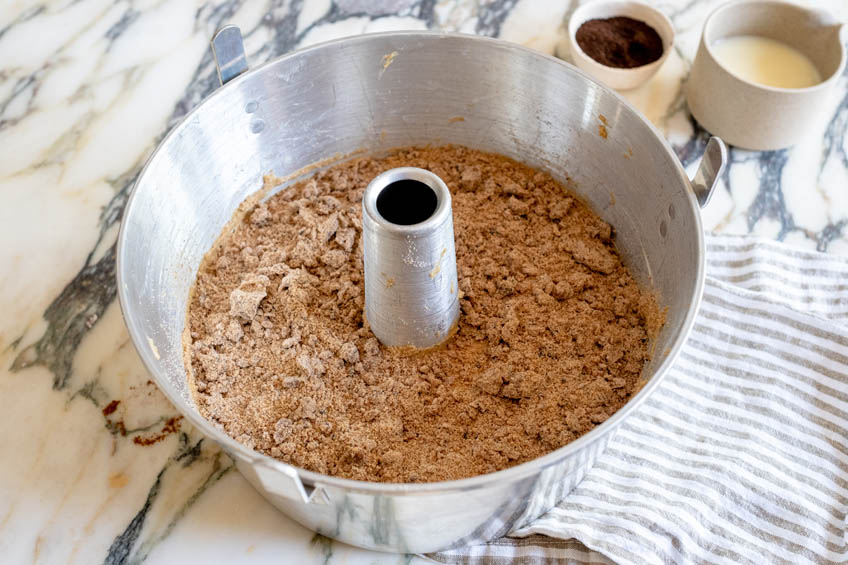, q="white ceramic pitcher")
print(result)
[687,0,847,150]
